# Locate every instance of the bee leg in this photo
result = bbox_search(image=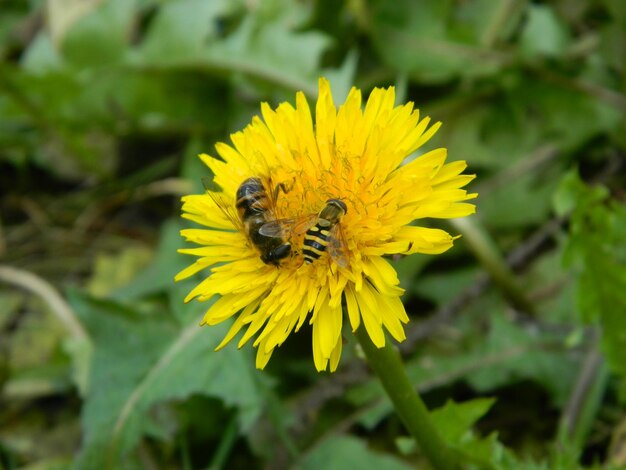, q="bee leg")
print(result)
[273,181,292,201]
